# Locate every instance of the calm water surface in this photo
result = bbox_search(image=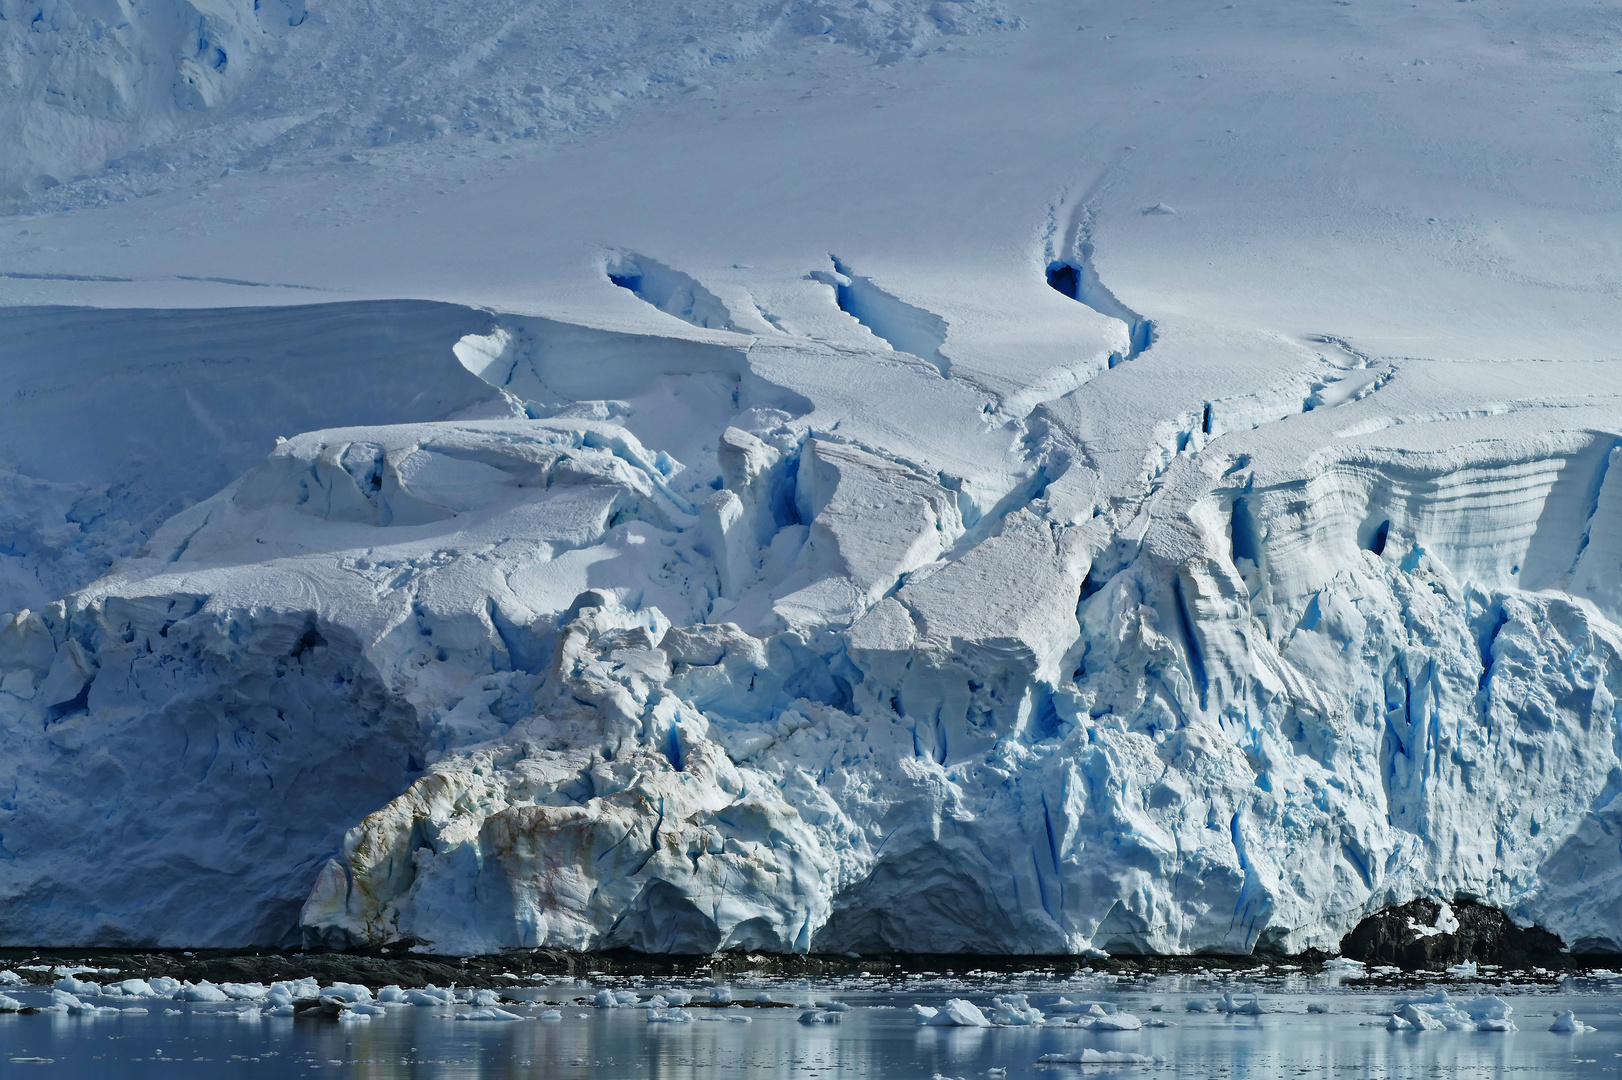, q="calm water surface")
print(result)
[2,974,1620,1078]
